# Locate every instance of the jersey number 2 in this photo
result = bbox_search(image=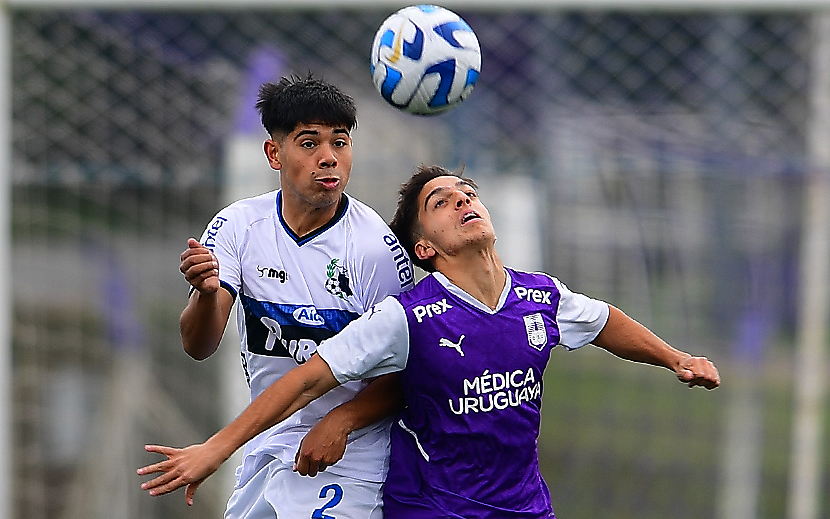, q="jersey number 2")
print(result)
[311,483,343,519]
